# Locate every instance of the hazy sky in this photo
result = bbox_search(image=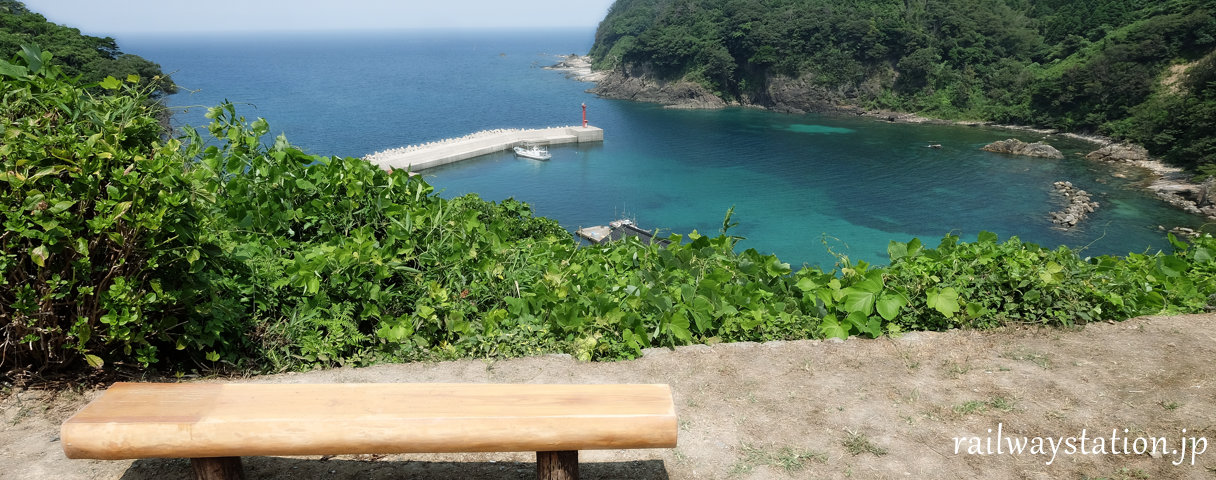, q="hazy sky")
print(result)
[21,0,617,35]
